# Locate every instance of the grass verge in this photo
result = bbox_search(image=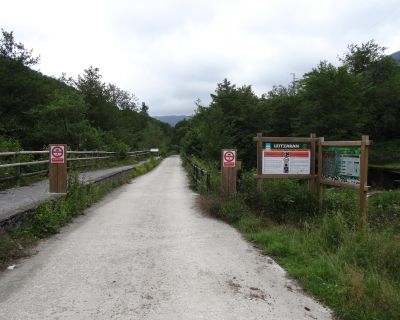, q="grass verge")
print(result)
[0,157,161,270]
[186,161,400,320]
